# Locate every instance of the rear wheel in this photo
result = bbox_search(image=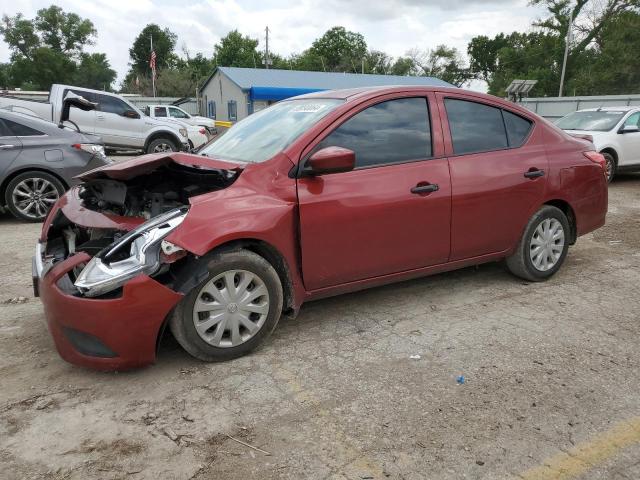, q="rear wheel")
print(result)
[169,250,283,362]
[505,205,570,282]
[146,137,178,154]
[5,171,65,222]
[602,152,616,183]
